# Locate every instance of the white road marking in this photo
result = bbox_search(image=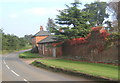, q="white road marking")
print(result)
[11,70,19,76]
[6,65,10,69]
[3,60,6,64]
[3,52,29,82]
[23,79,27,81]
